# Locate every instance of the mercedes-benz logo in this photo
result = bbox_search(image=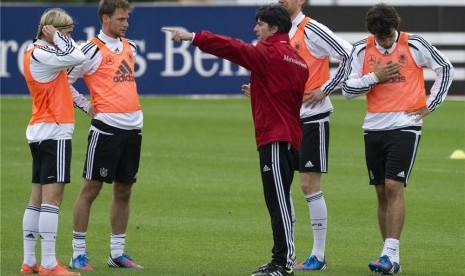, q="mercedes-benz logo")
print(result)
[367,54,376,67]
